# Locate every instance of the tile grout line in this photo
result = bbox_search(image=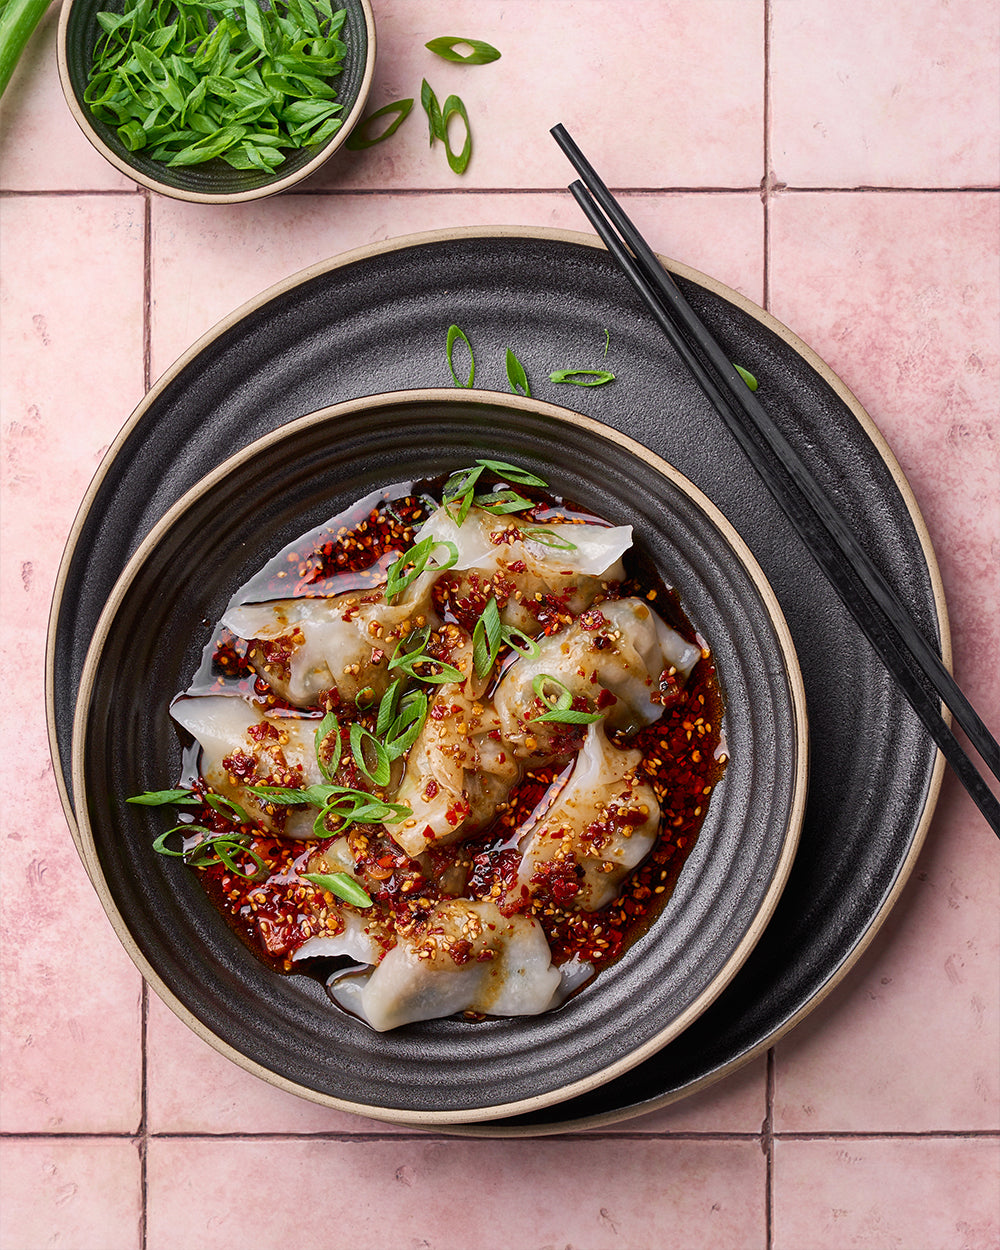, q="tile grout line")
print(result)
[1,1128,998,1142]
[139,186,152,1250]
[139,981,149,1250]
[1,184,998,200]
[765,1048,776,1250]
[762,8,774,1244]
[762,0,773,314]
